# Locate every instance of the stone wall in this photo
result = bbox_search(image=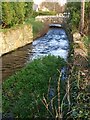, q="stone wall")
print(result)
[0,25,33,56]
[35,15,67,24]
